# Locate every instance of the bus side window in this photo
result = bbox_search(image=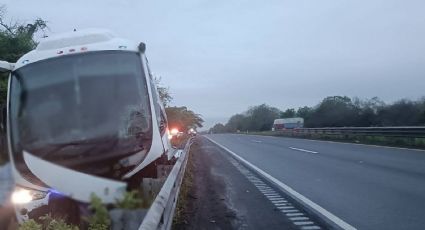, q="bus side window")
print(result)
[145,57,166,135]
